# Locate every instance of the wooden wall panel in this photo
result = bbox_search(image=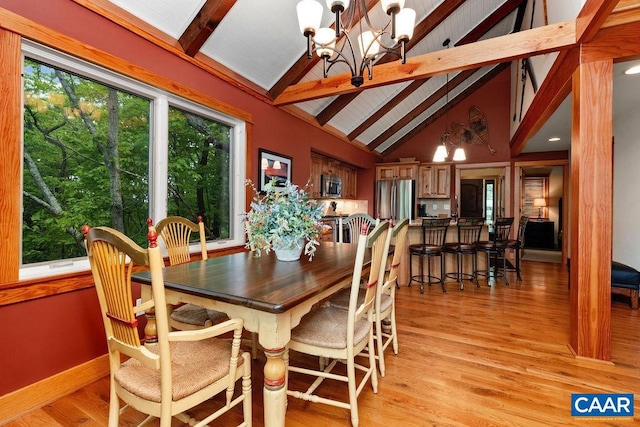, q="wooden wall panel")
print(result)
[0,29,21,283]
